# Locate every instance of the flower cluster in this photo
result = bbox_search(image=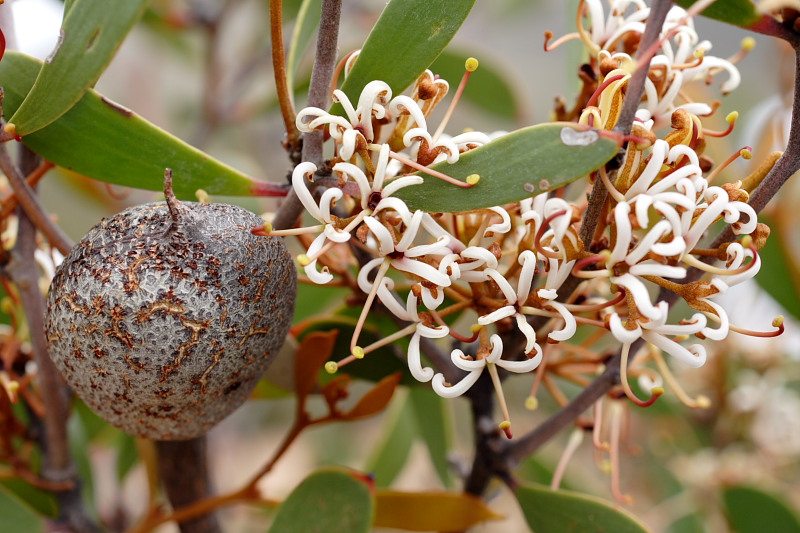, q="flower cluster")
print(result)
[257,0,780,445]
